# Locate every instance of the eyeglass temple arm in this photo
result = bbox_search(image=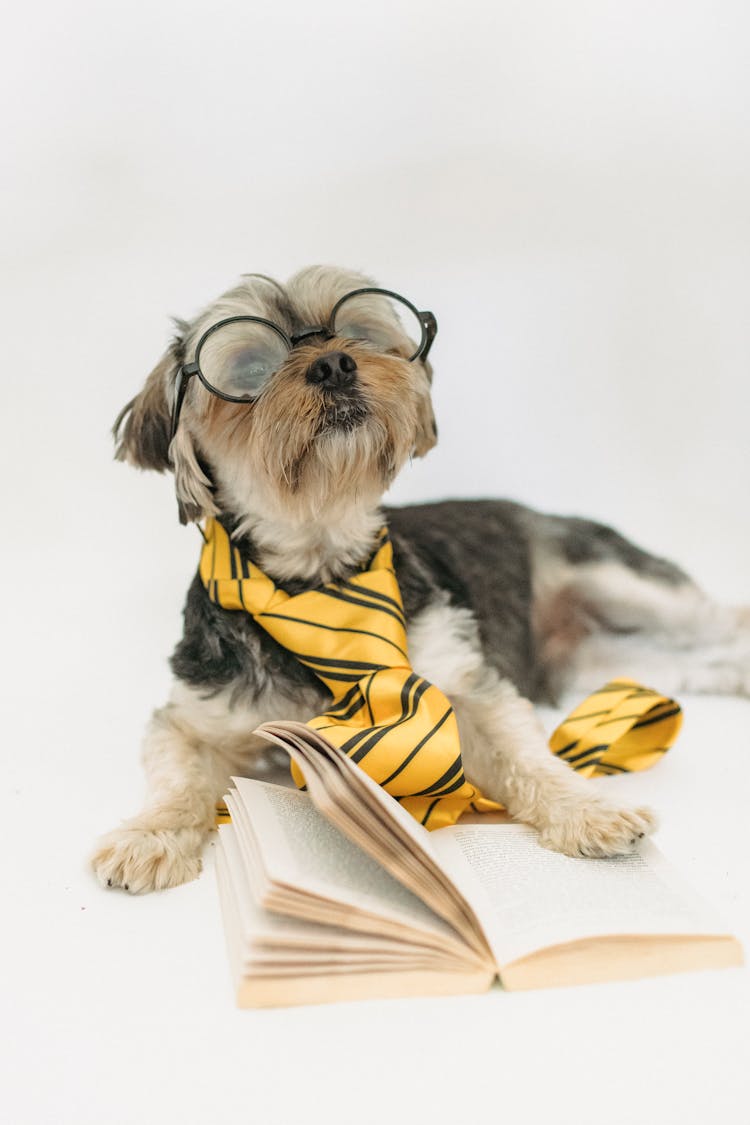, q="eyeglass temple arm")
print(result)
[170,363,198,443]
[420,311,438,361]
